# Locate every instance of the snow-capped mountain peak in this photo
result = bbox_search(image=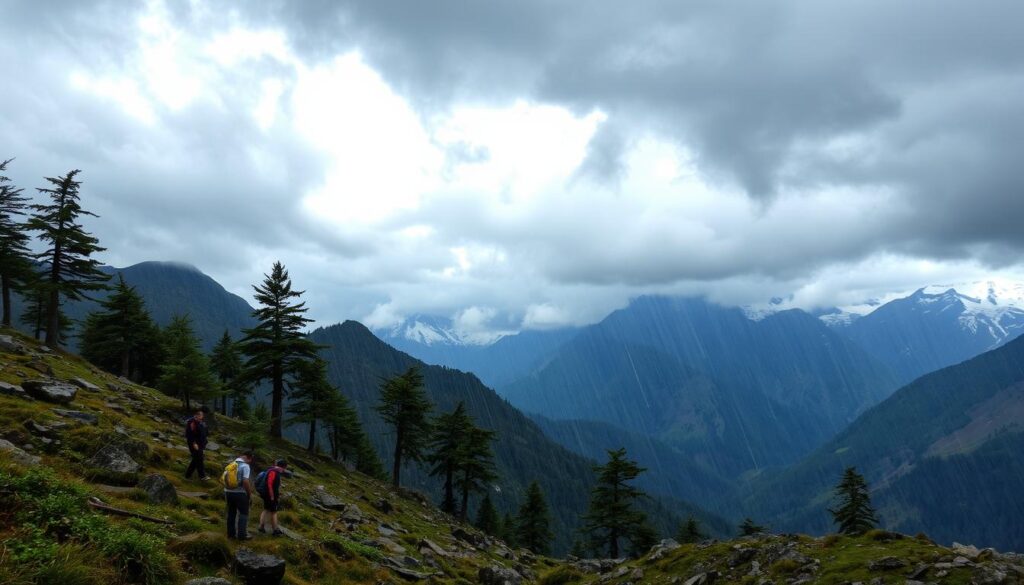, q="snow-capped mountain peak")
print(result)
[379,314,511,347]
